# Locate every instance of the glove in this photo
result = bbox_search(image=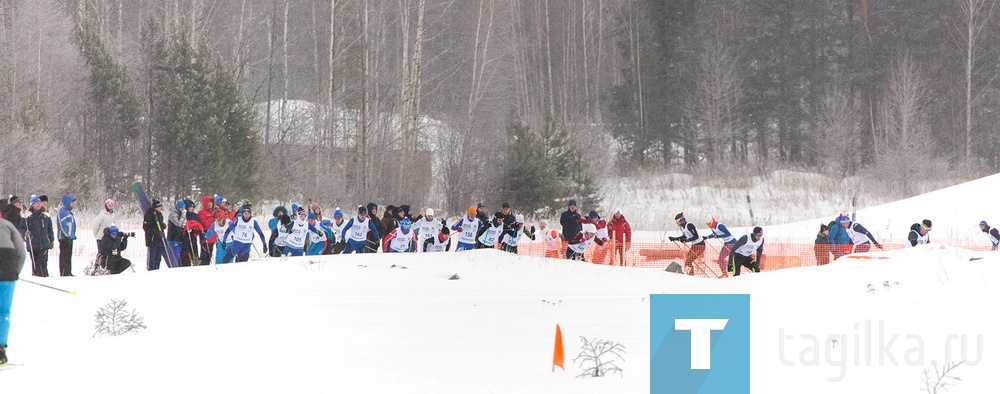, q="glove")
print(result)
[705,234,716,239]
[456,227,463,233]
[625,242,631,251]
[668,236,678,242]
[530,226,536,233]
[262,245,269,254]
[220,243,228,251]
[875,244,883,250]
